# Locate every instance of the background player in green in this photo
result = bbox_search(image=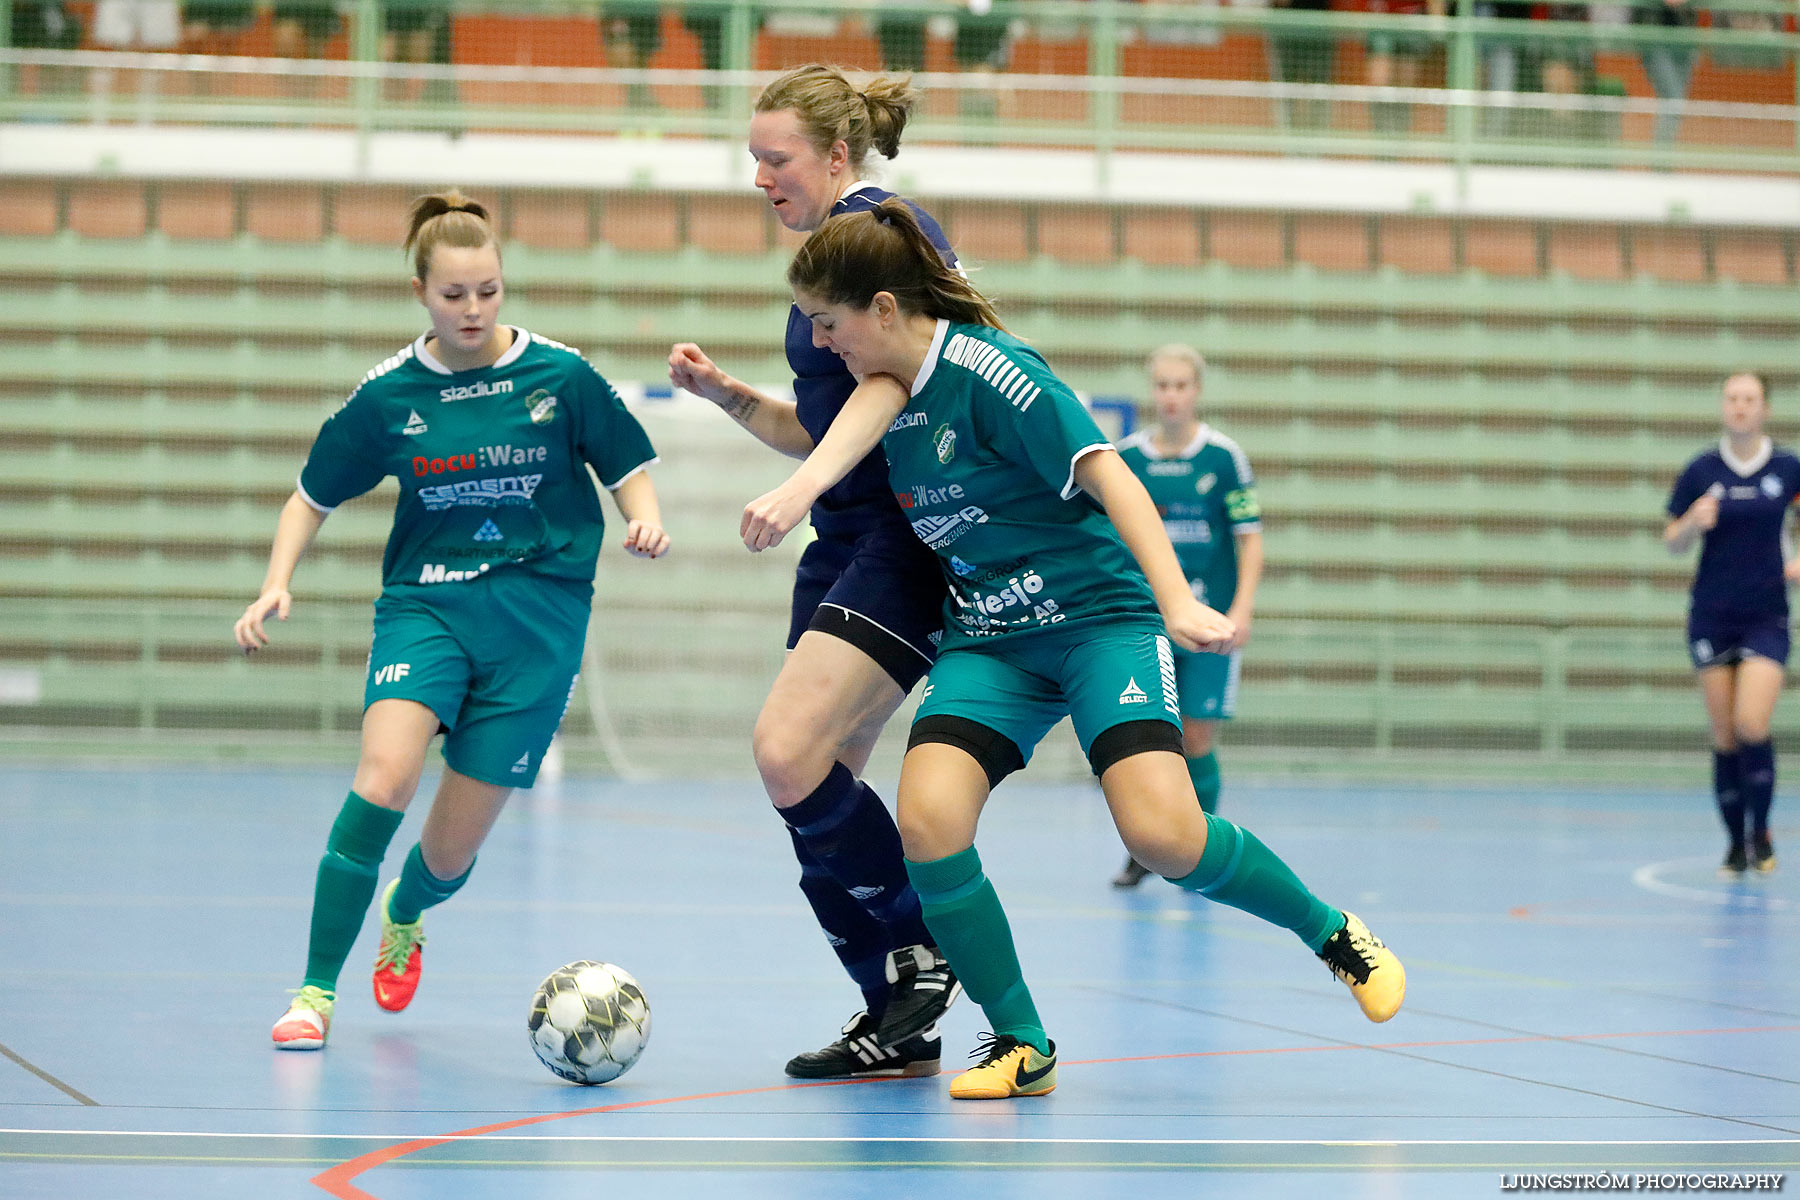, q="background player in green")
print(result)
[1110,344,1264,887]
[235,191,669,1050]
[750,199,1406,1100]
